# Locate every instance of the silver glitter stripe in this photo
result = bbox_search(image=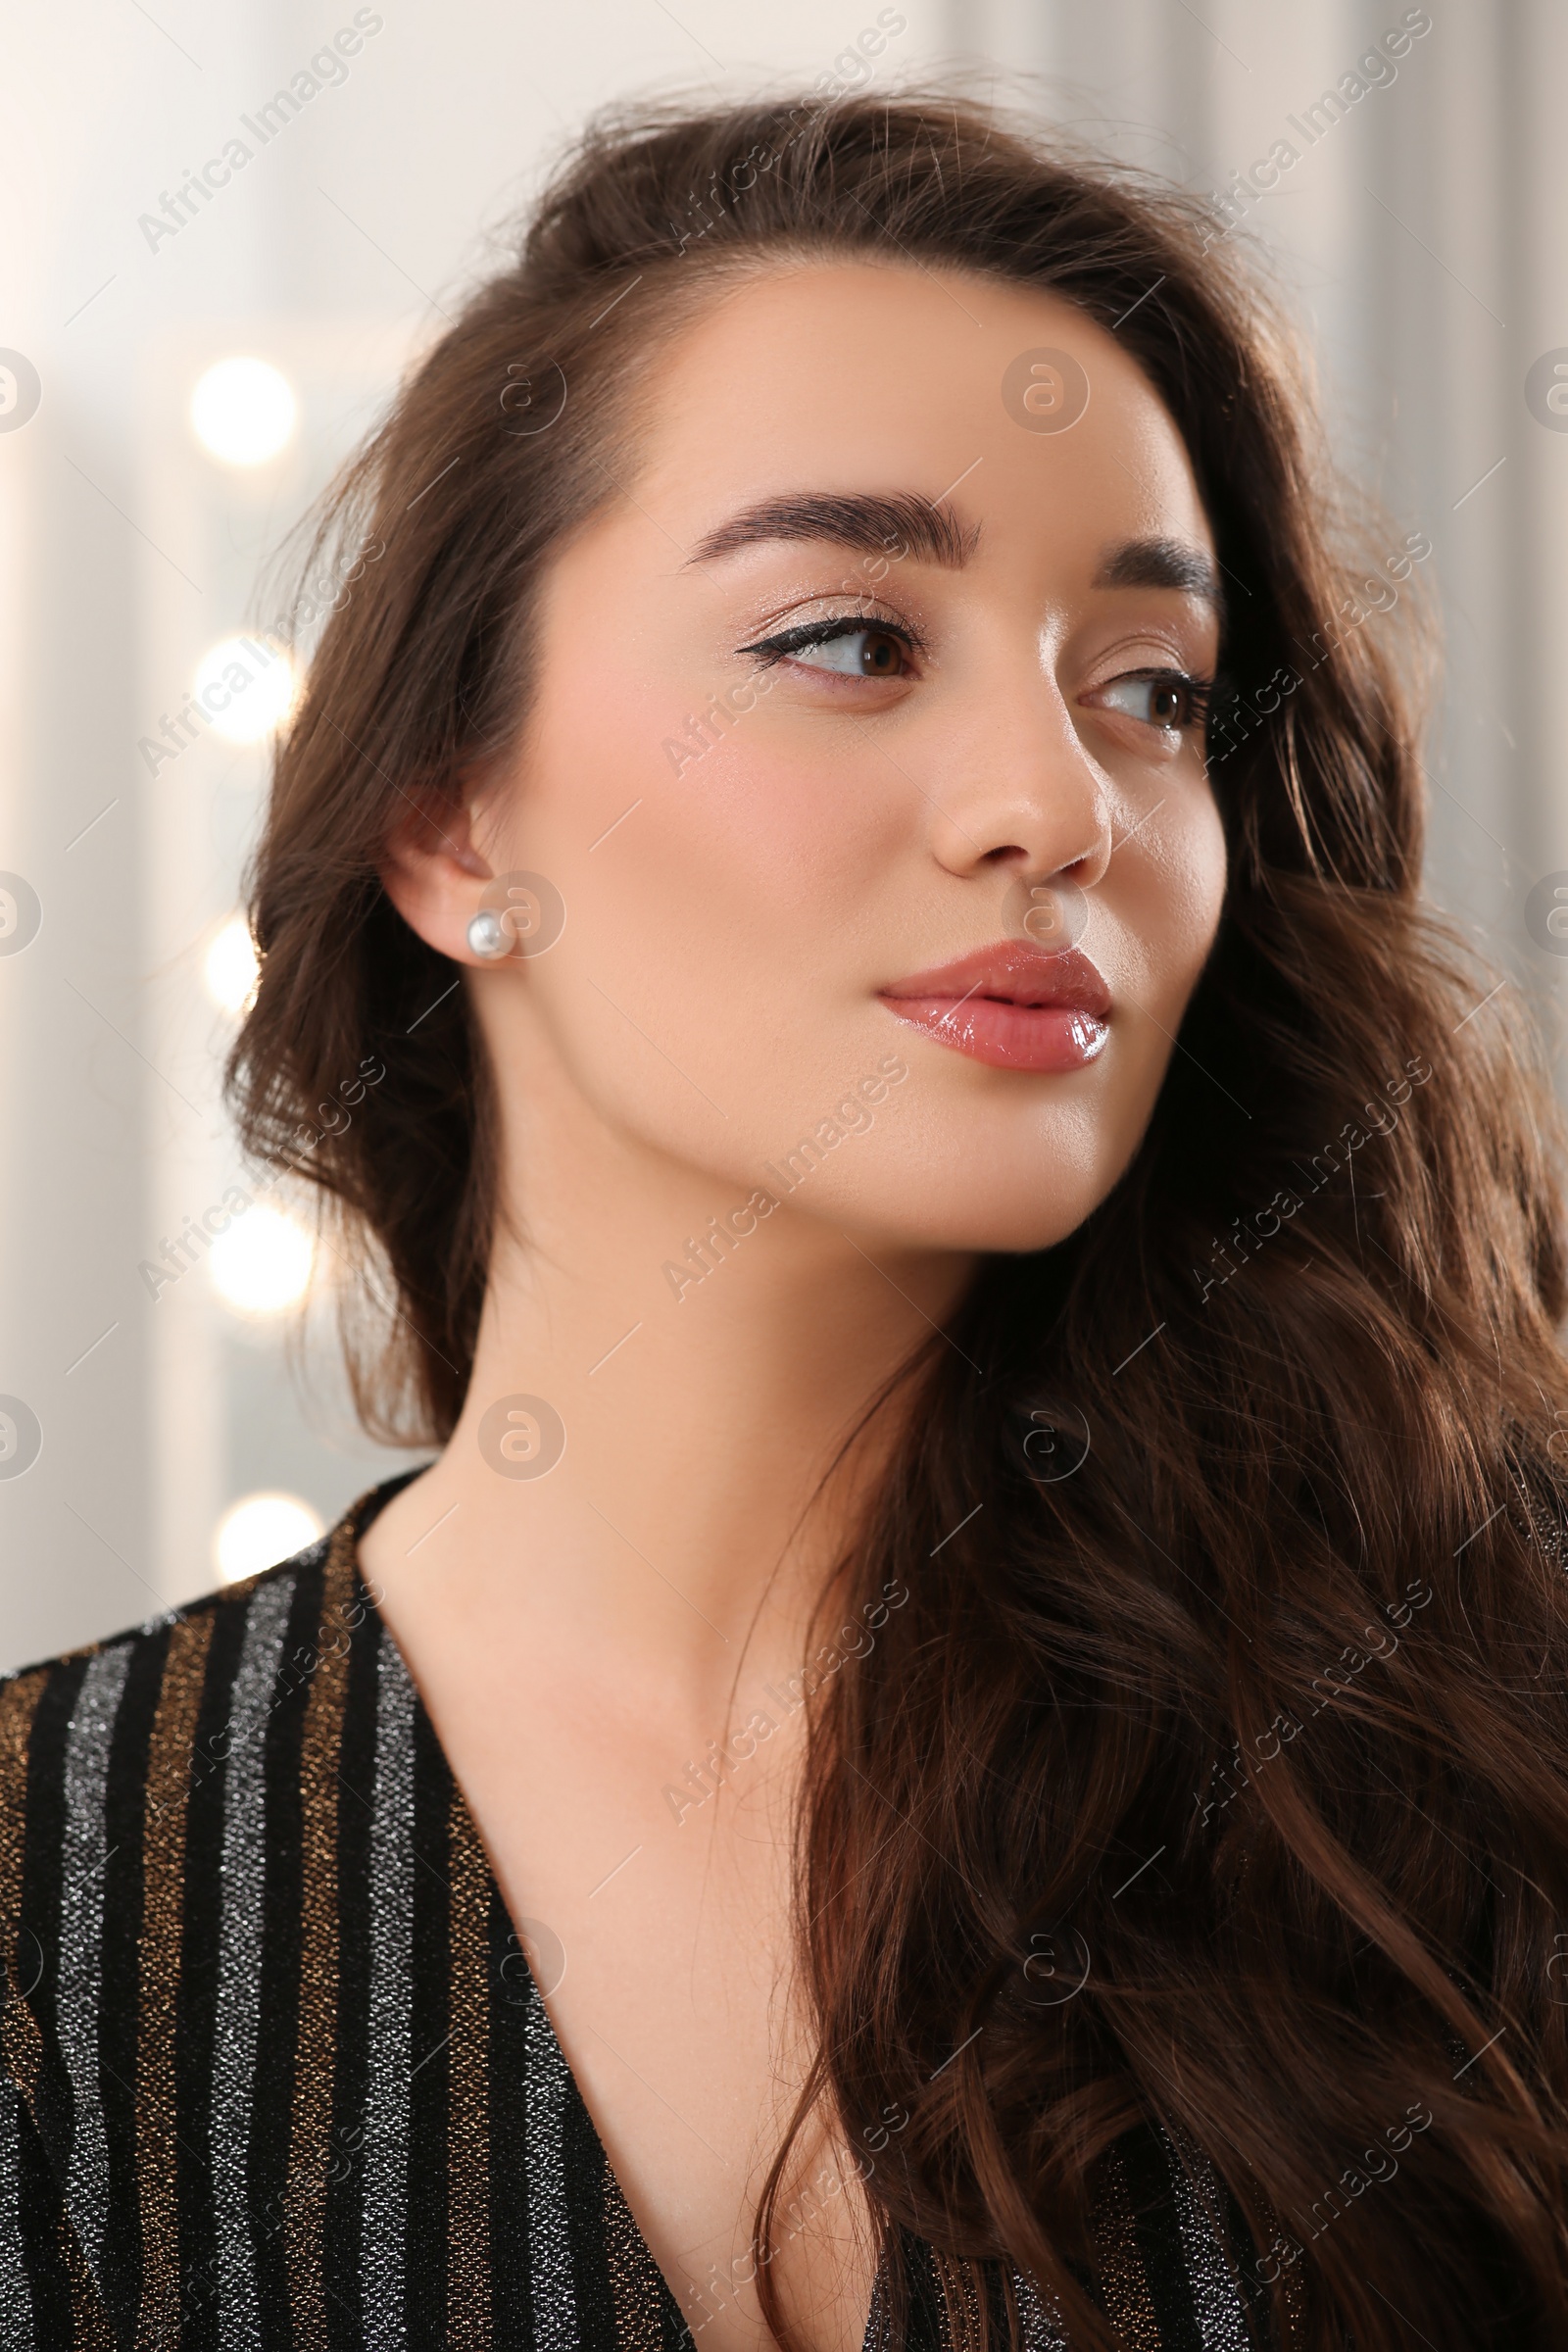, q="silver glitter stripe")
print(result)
[59,1642,133,2273]
[524,1987,581,2352]
[213,1573,297,2350]
[362,1632,416,2351]
[0,2072,35,2350]
[1013,2265,1070,2351]
[1168,2143,1251,2352]
[860,2256,890,2352]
